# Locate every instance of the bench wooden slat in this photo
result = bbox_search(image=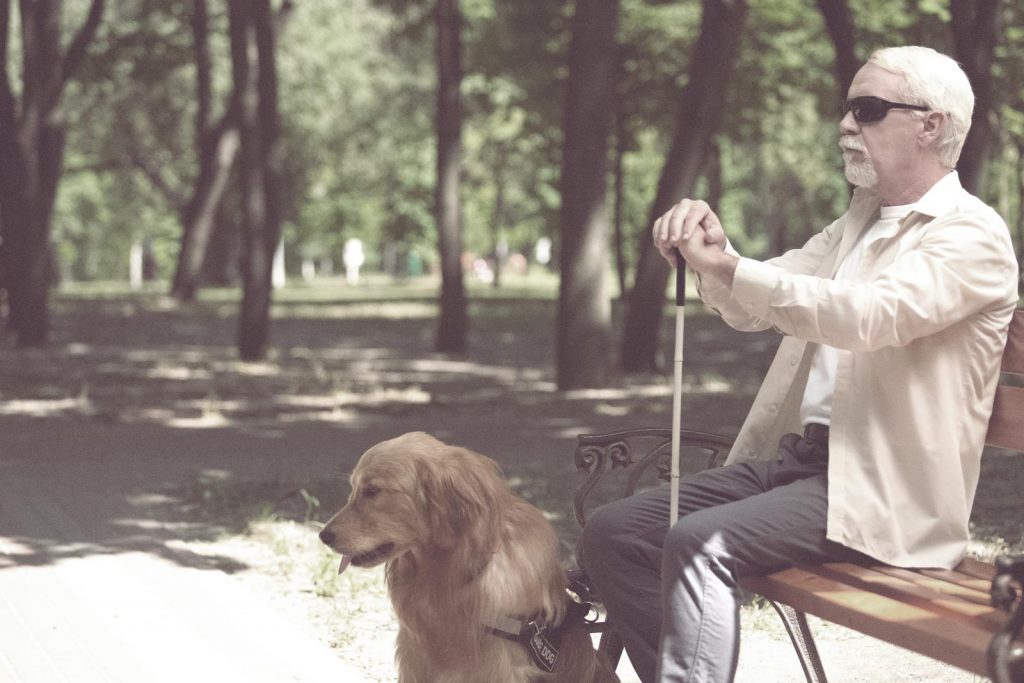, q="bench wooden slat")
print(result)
[814,564,1003,629]
[950,556,998,581]
[915,567,995,593]
[740,567,996,675]
[870,566,992,607]
[1002,310,1024,375]
[987,384,1024,452]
